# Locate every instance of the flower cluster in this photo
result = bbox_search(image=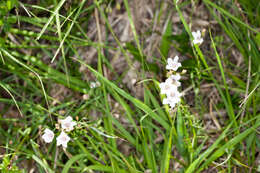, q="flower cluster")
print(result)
[159,56,182,109]
[42,116,77,148]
